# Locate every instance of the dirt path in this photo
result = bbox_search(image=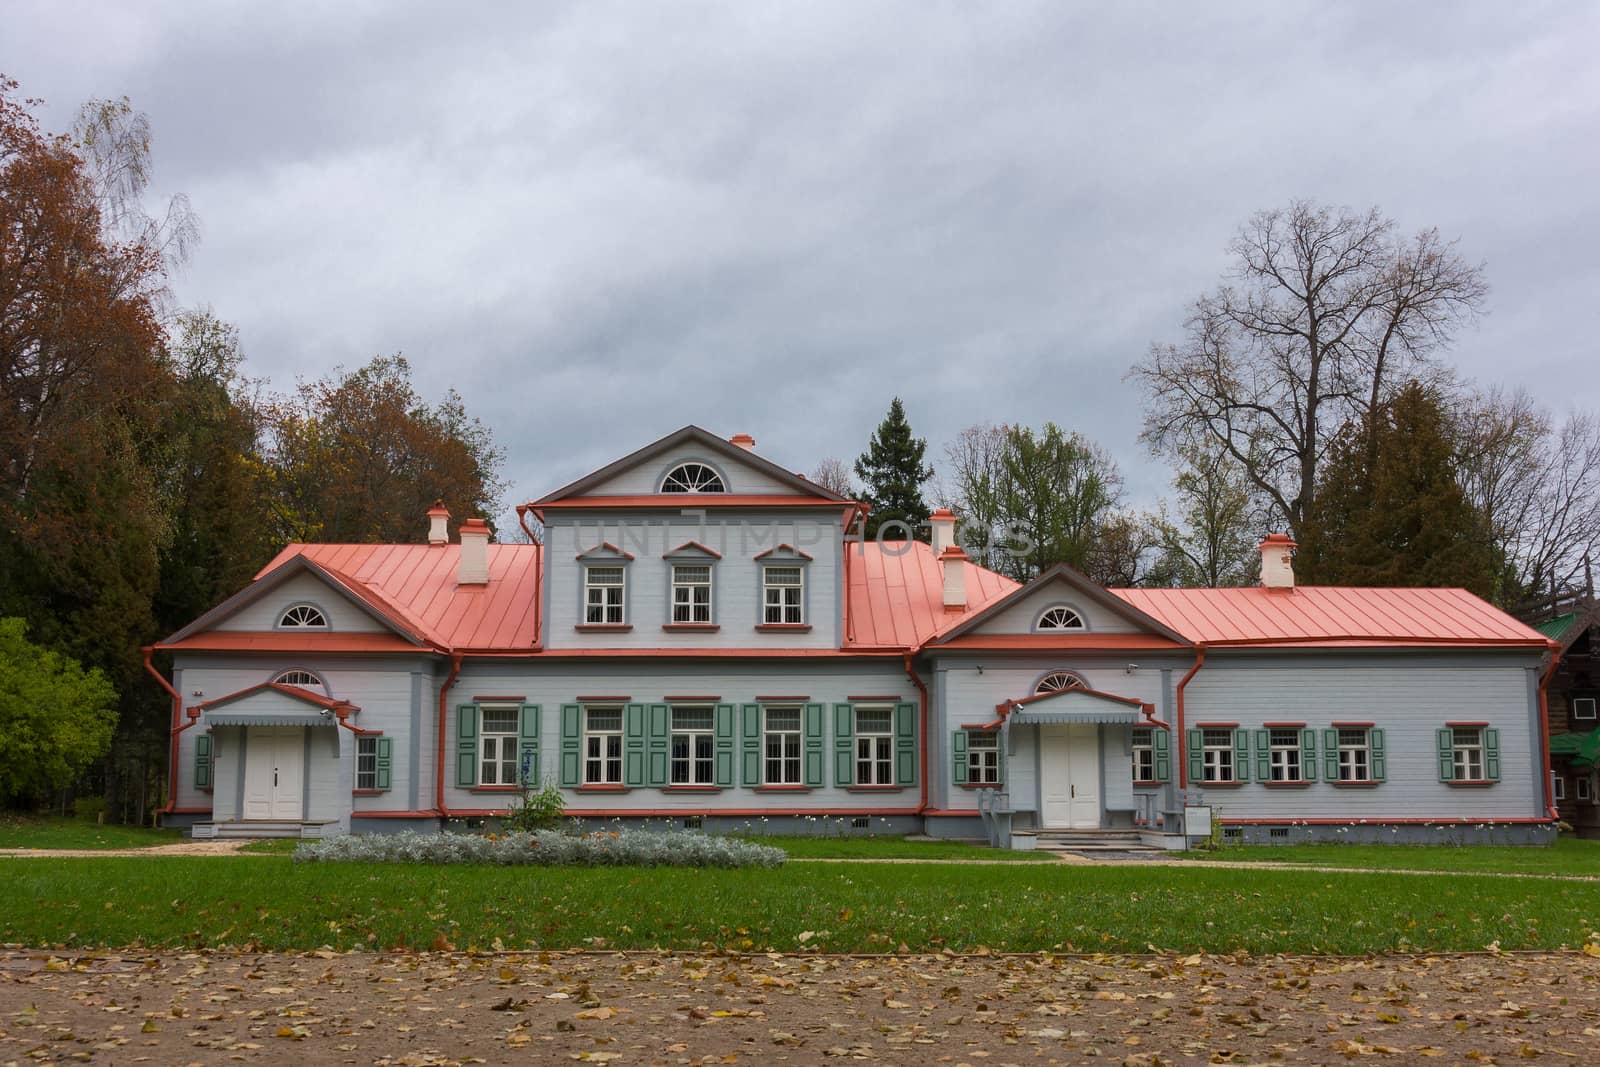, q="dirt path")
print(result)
[1,949,1595,1065]
[0,839,253,859]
